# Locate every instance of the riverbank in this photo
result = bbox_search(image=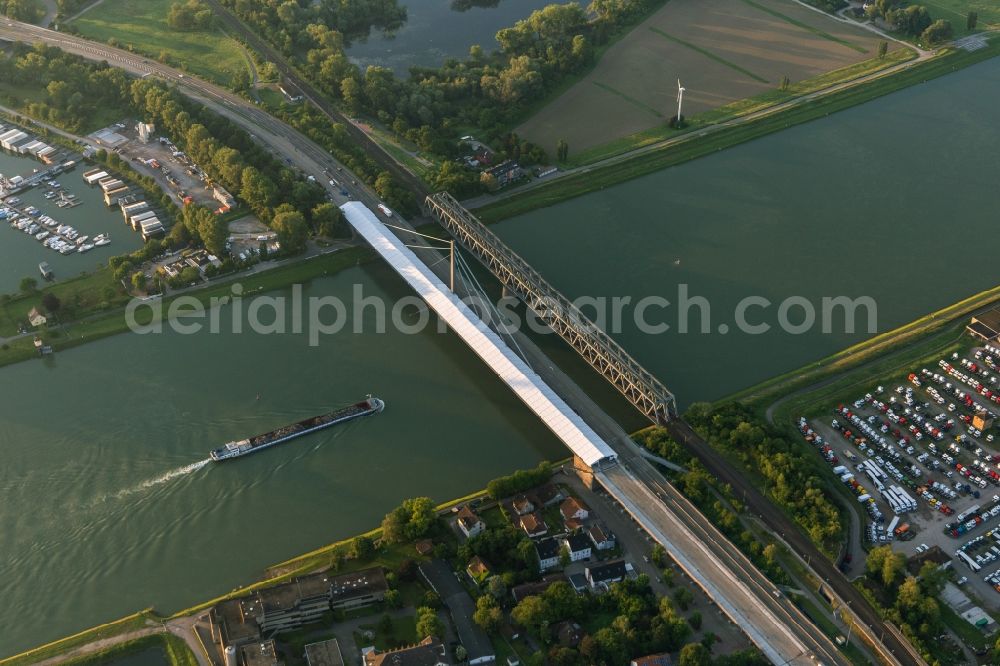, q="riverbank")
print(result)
[0,245,374,369]
[474,37,999,223]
